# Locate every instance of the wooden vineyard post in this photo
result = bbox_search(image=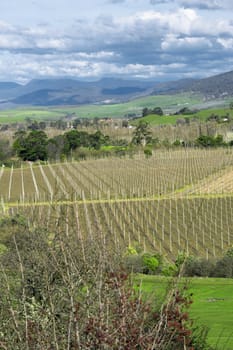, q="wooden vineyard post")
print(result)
[162,200,165,242]
[220,198,223,251]
[30,162,39,200]
[82,191,93,240]
[169,198,173,253]
[175,199,181,247]
[212,238,216,258]
[48,163,68,199]
[186,238,189,256]
[8,164,13,200]
[21,164,25,204]
[195,220,198,251]
[39,163,53,201]
[1,197,6,215]
[65,206,69,237]
[0,164,4,181]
